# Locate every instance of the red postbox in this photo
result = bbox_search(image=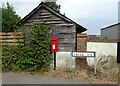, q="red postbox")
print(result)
[50,38,58,52]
